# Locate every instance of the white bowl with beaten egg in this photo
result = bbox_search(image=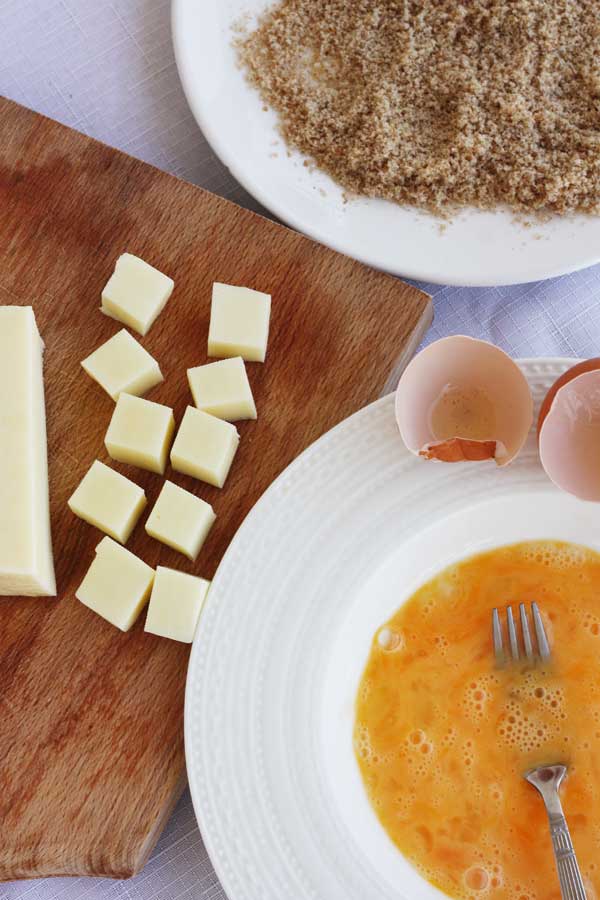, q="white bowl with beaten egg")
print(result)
[185,357,600,899]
